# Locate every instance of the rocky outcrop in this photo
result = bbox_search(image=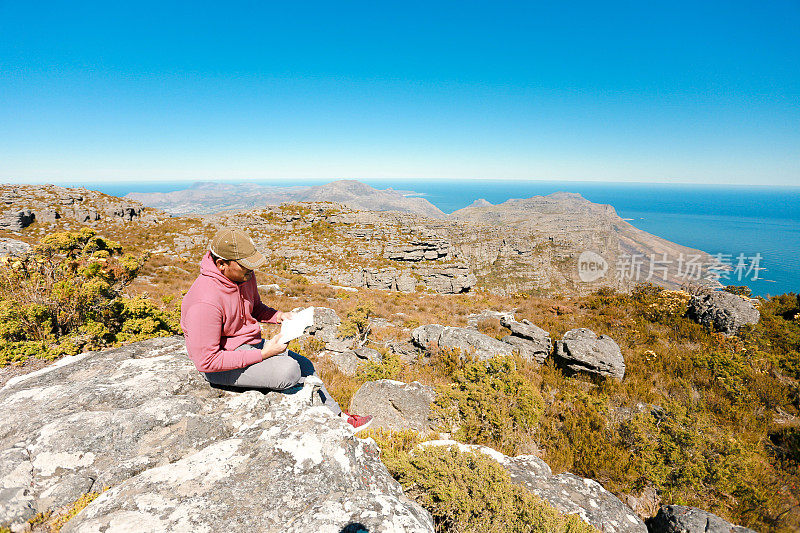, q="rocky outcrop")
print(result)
[0,337,434,532]
[0,185,162,231]
[384,239,450,262]
[0,210,35,231]
[308,306,342,343]
[411,324,513,360]
[420,440,646,533]
[105,205,142,221]
[0,238,30,257]
[686,291,760,336]
[500,317,552,364]
[411,324,446,351]
[647,505,756,533]
[554,328,625,380]
[420,265,477,293]
[350,380,436,432]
